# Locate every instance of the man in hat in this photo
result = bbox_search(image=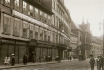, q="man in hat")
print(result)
[11,53,15,66]
[89,55,95,70]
